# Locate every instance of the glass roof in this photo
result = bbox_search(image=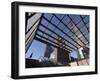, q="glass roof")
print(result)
[25,12,89,53]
